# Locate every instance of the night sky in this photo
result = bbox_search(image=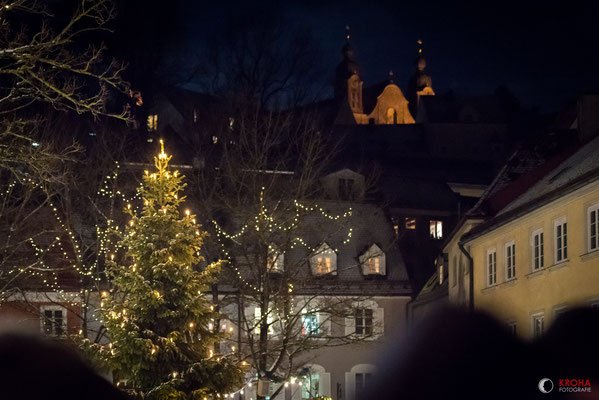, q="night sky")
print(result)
[119,0,599,112]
